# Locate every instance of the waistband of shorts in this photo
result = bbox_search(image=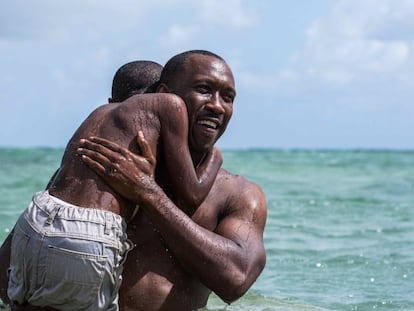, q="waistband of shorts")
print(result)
[32,190,127,233]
